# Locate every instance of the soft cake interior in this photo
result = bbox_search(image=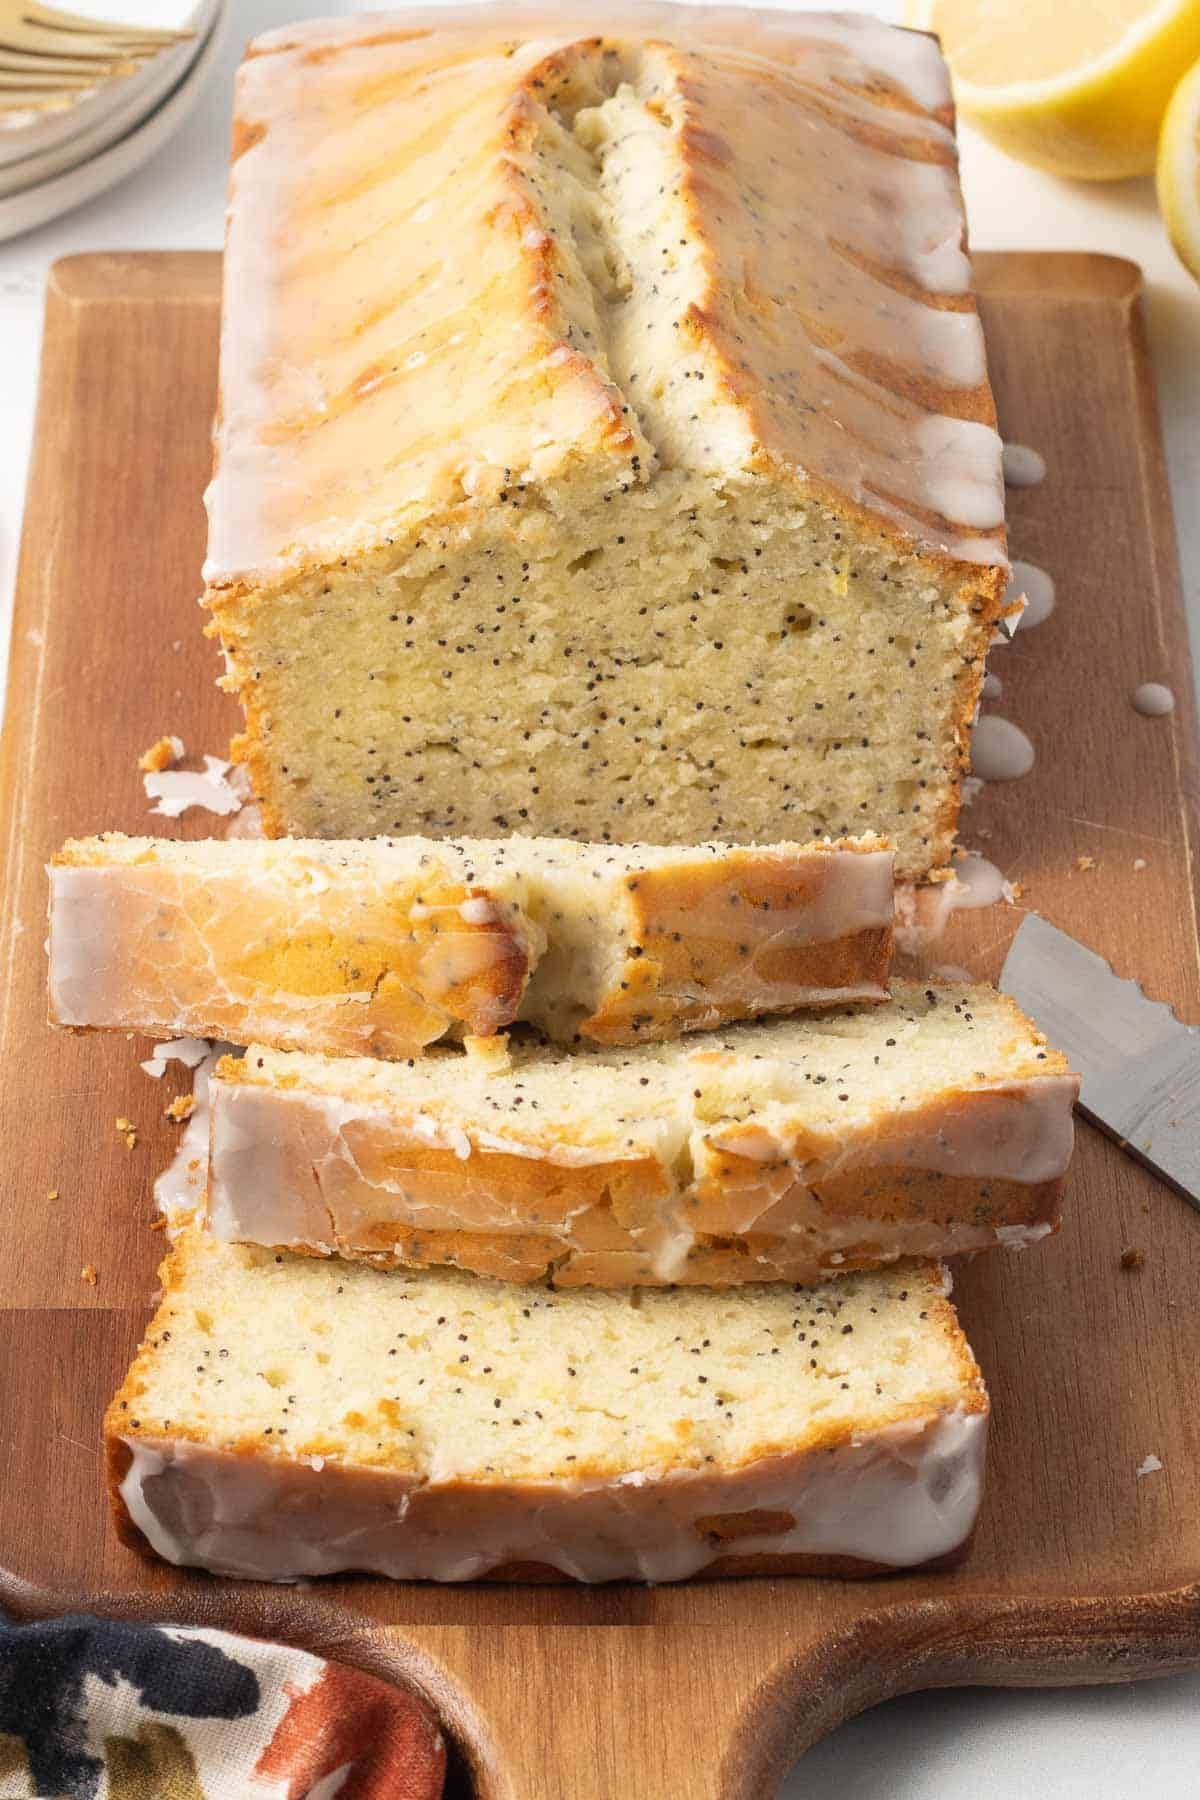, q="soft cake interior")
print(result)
[113,1237,973,1483]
